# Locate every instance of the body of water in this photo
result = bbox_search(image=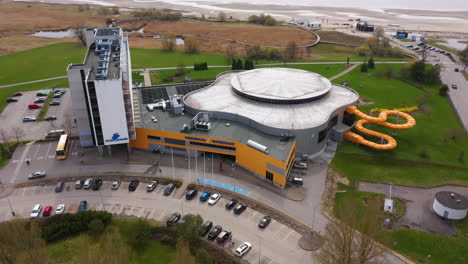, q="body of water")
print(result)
[29,28,77,38]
